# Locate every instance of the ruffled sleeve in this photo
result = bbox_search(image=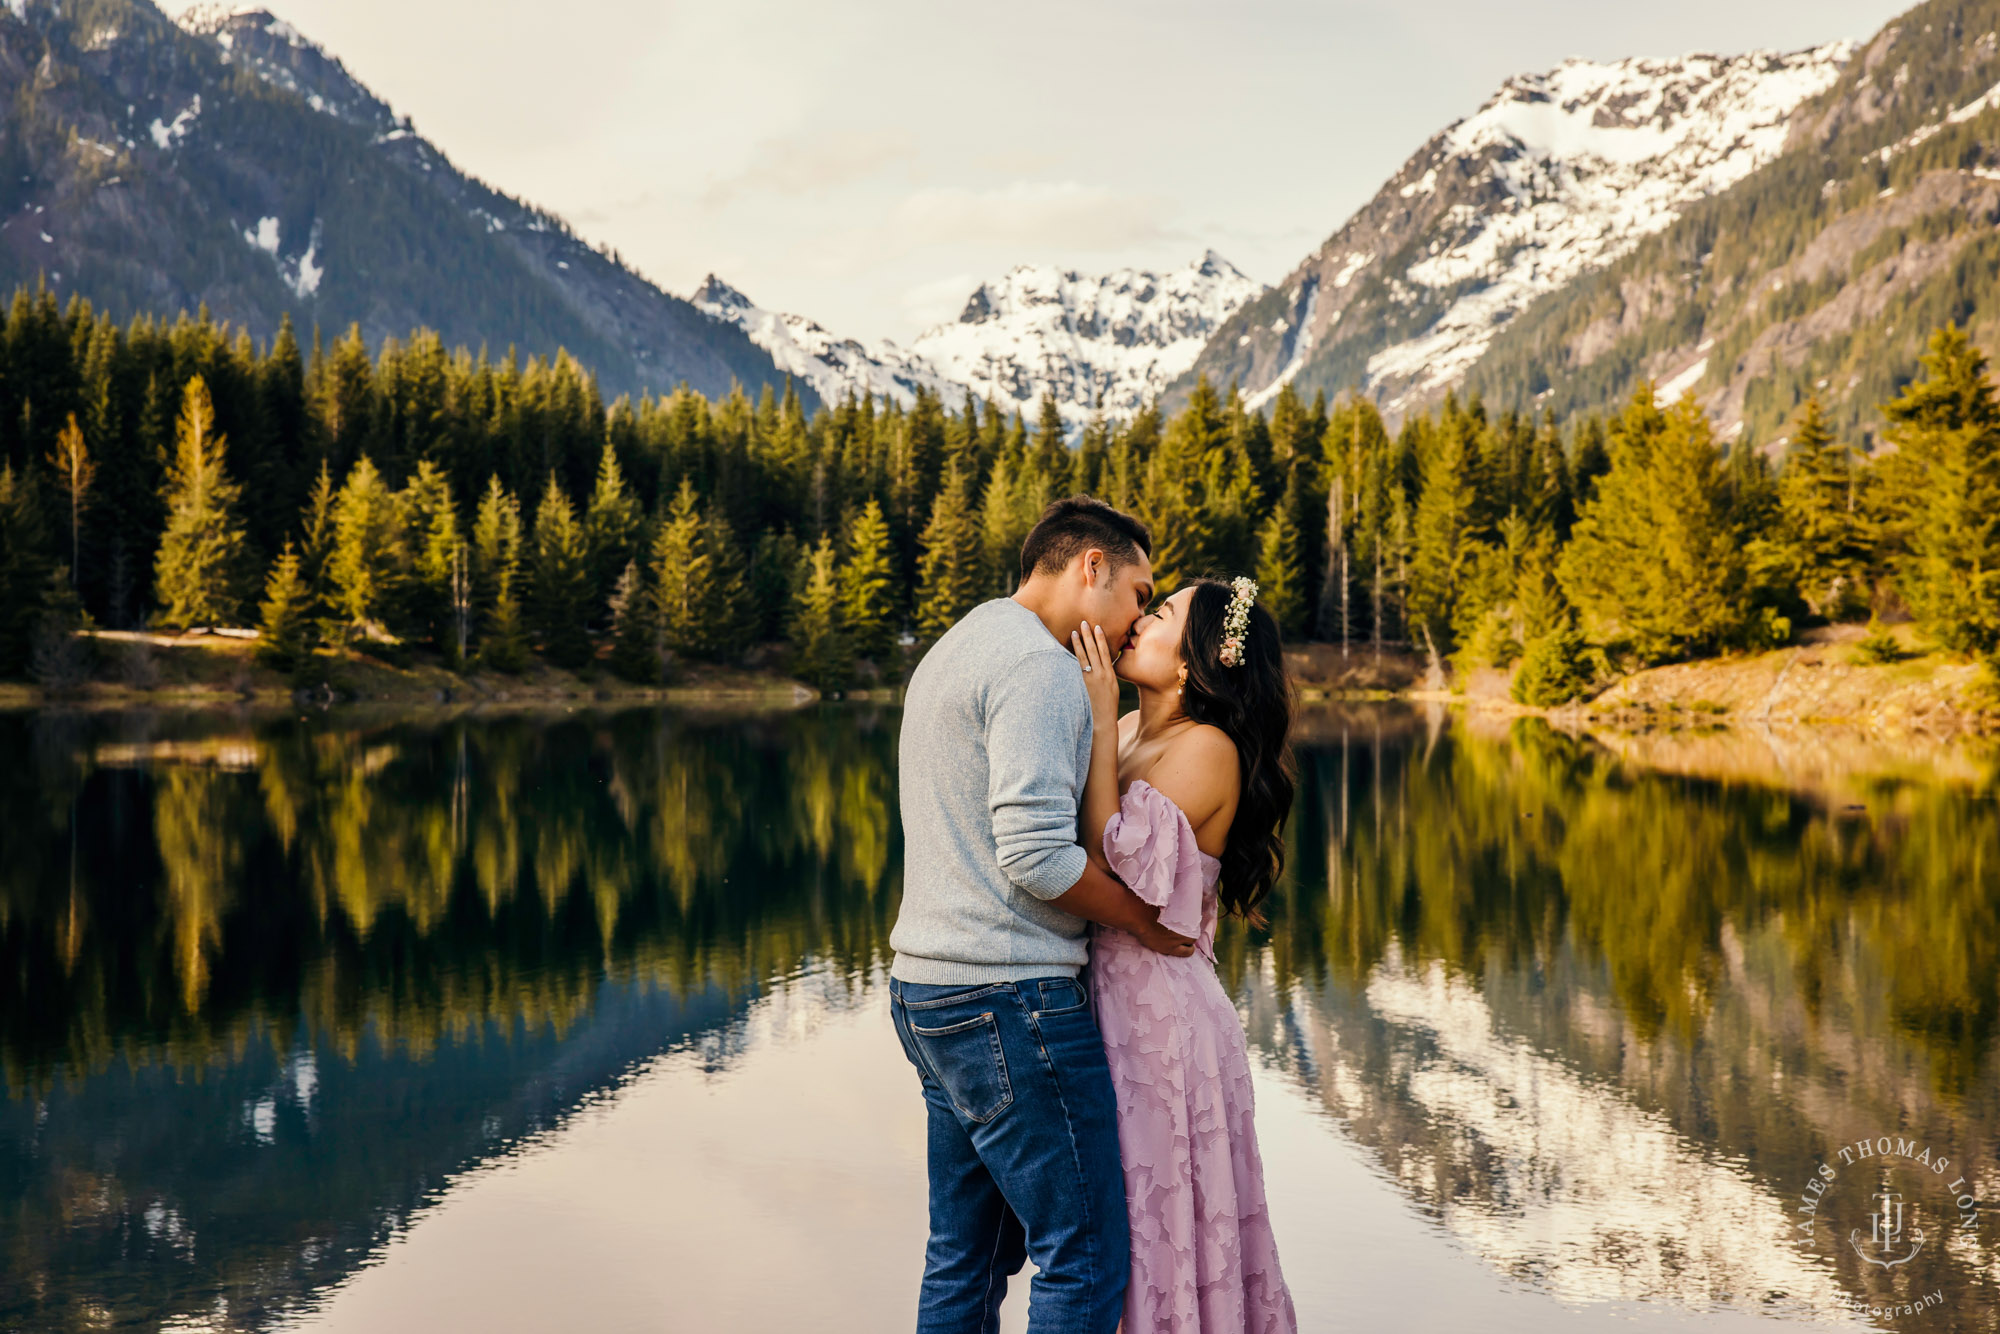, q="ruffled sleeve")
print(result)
[1102,779,1209,939]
